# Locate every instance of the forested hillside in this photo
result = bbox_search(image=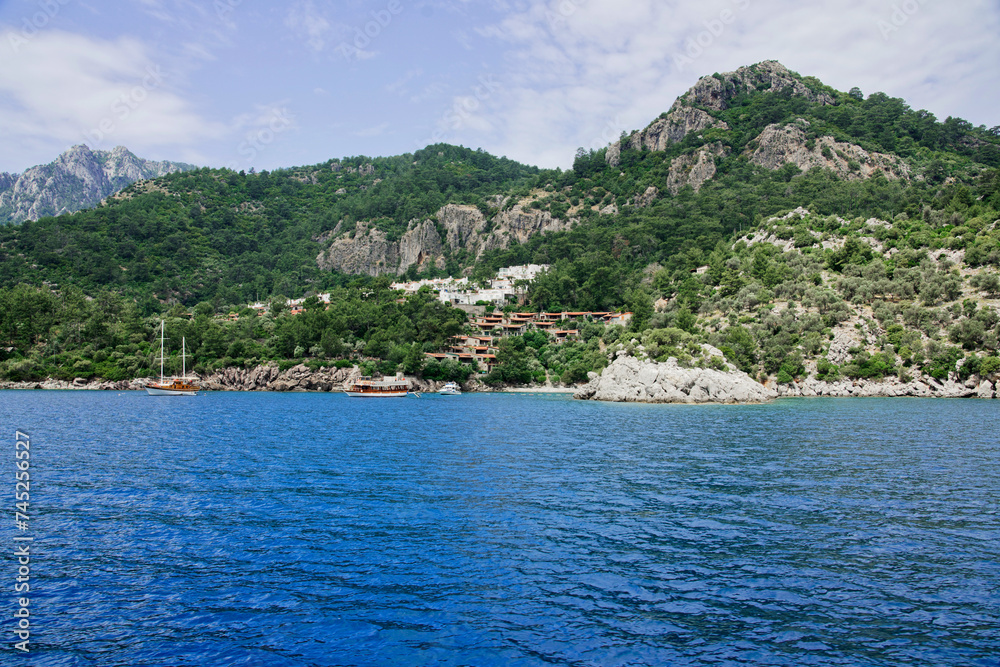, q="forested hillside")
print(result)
[0,145,538,308]
[1,61,999,388]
